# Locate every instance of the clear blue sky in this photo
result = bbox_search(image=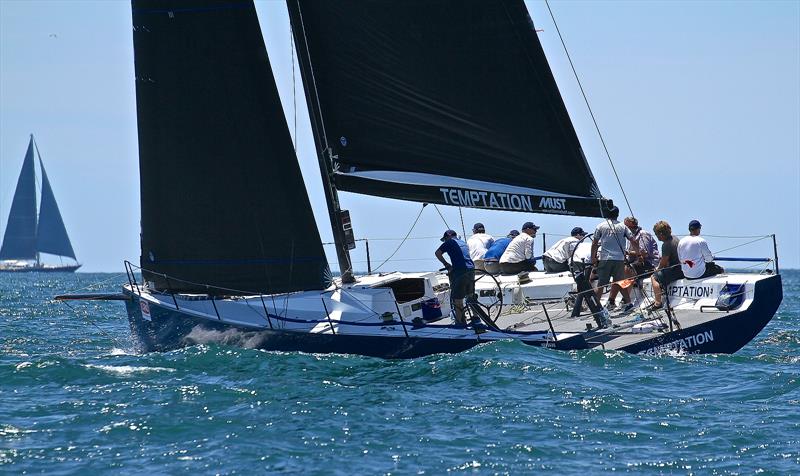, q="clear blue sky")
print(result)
[1,0,798,272]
